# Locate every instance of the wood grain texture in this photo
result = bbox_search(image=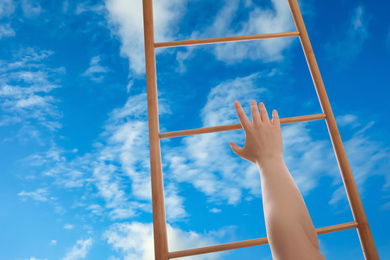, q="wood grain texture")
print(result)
[287,0,379,259]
